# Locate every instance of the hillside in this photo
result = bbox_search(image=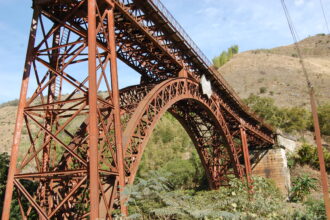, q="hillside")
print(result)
[0,106,19,154]
[219,34,330,108]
